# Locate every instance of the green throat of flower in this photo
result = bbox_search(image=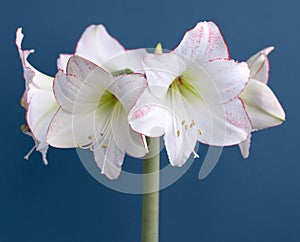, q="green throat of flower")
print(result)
[169,75,199,101]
